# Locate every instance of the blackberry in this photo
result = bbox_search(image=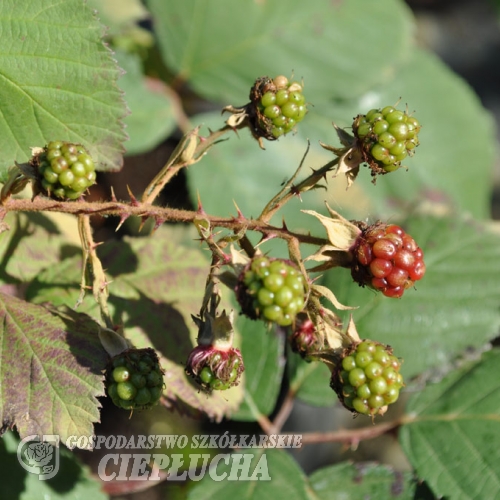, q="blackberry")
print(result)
[331,340,404,416]
[350,223,426,298]
[353,106,421,175]
[250,75,308,140]
[185,345,244,391]
[105,348,164,410]
[289,314,321,361]
[236,256,306,327]
[36,141,96,200]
